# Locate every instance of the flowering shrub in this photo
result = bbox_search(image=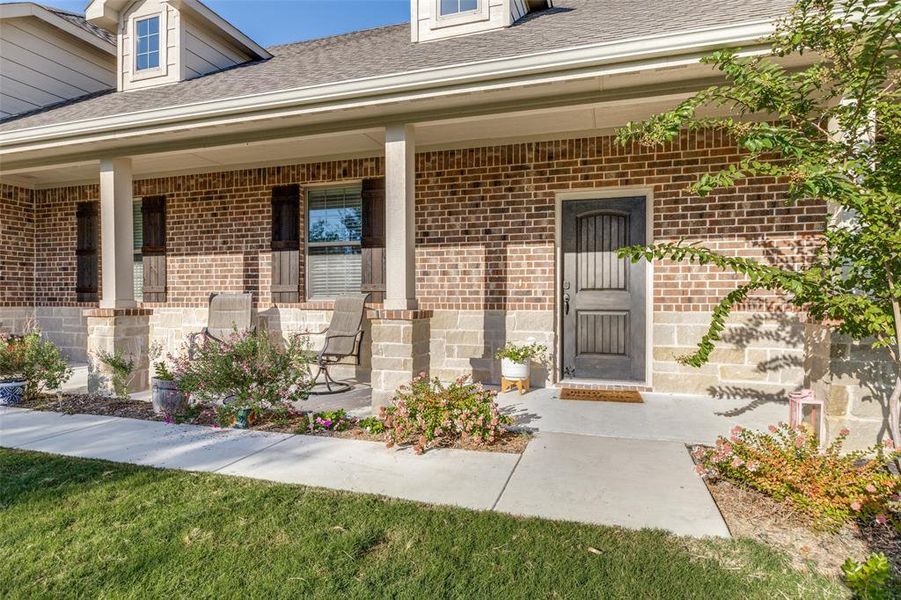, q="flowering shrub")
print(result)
[0,329,72,400]
[304,409,351,433]
[174,330,313,416]
[693,423,900,528]
[381,375,512,454]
